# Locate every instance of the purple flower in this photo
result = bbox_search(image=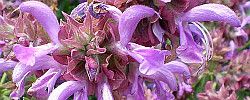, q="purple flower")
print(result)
[117,5,191,99]
[177,3,241,63]
[14,1,61,66]
[1,2,67,98]
[0,0,244,99]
